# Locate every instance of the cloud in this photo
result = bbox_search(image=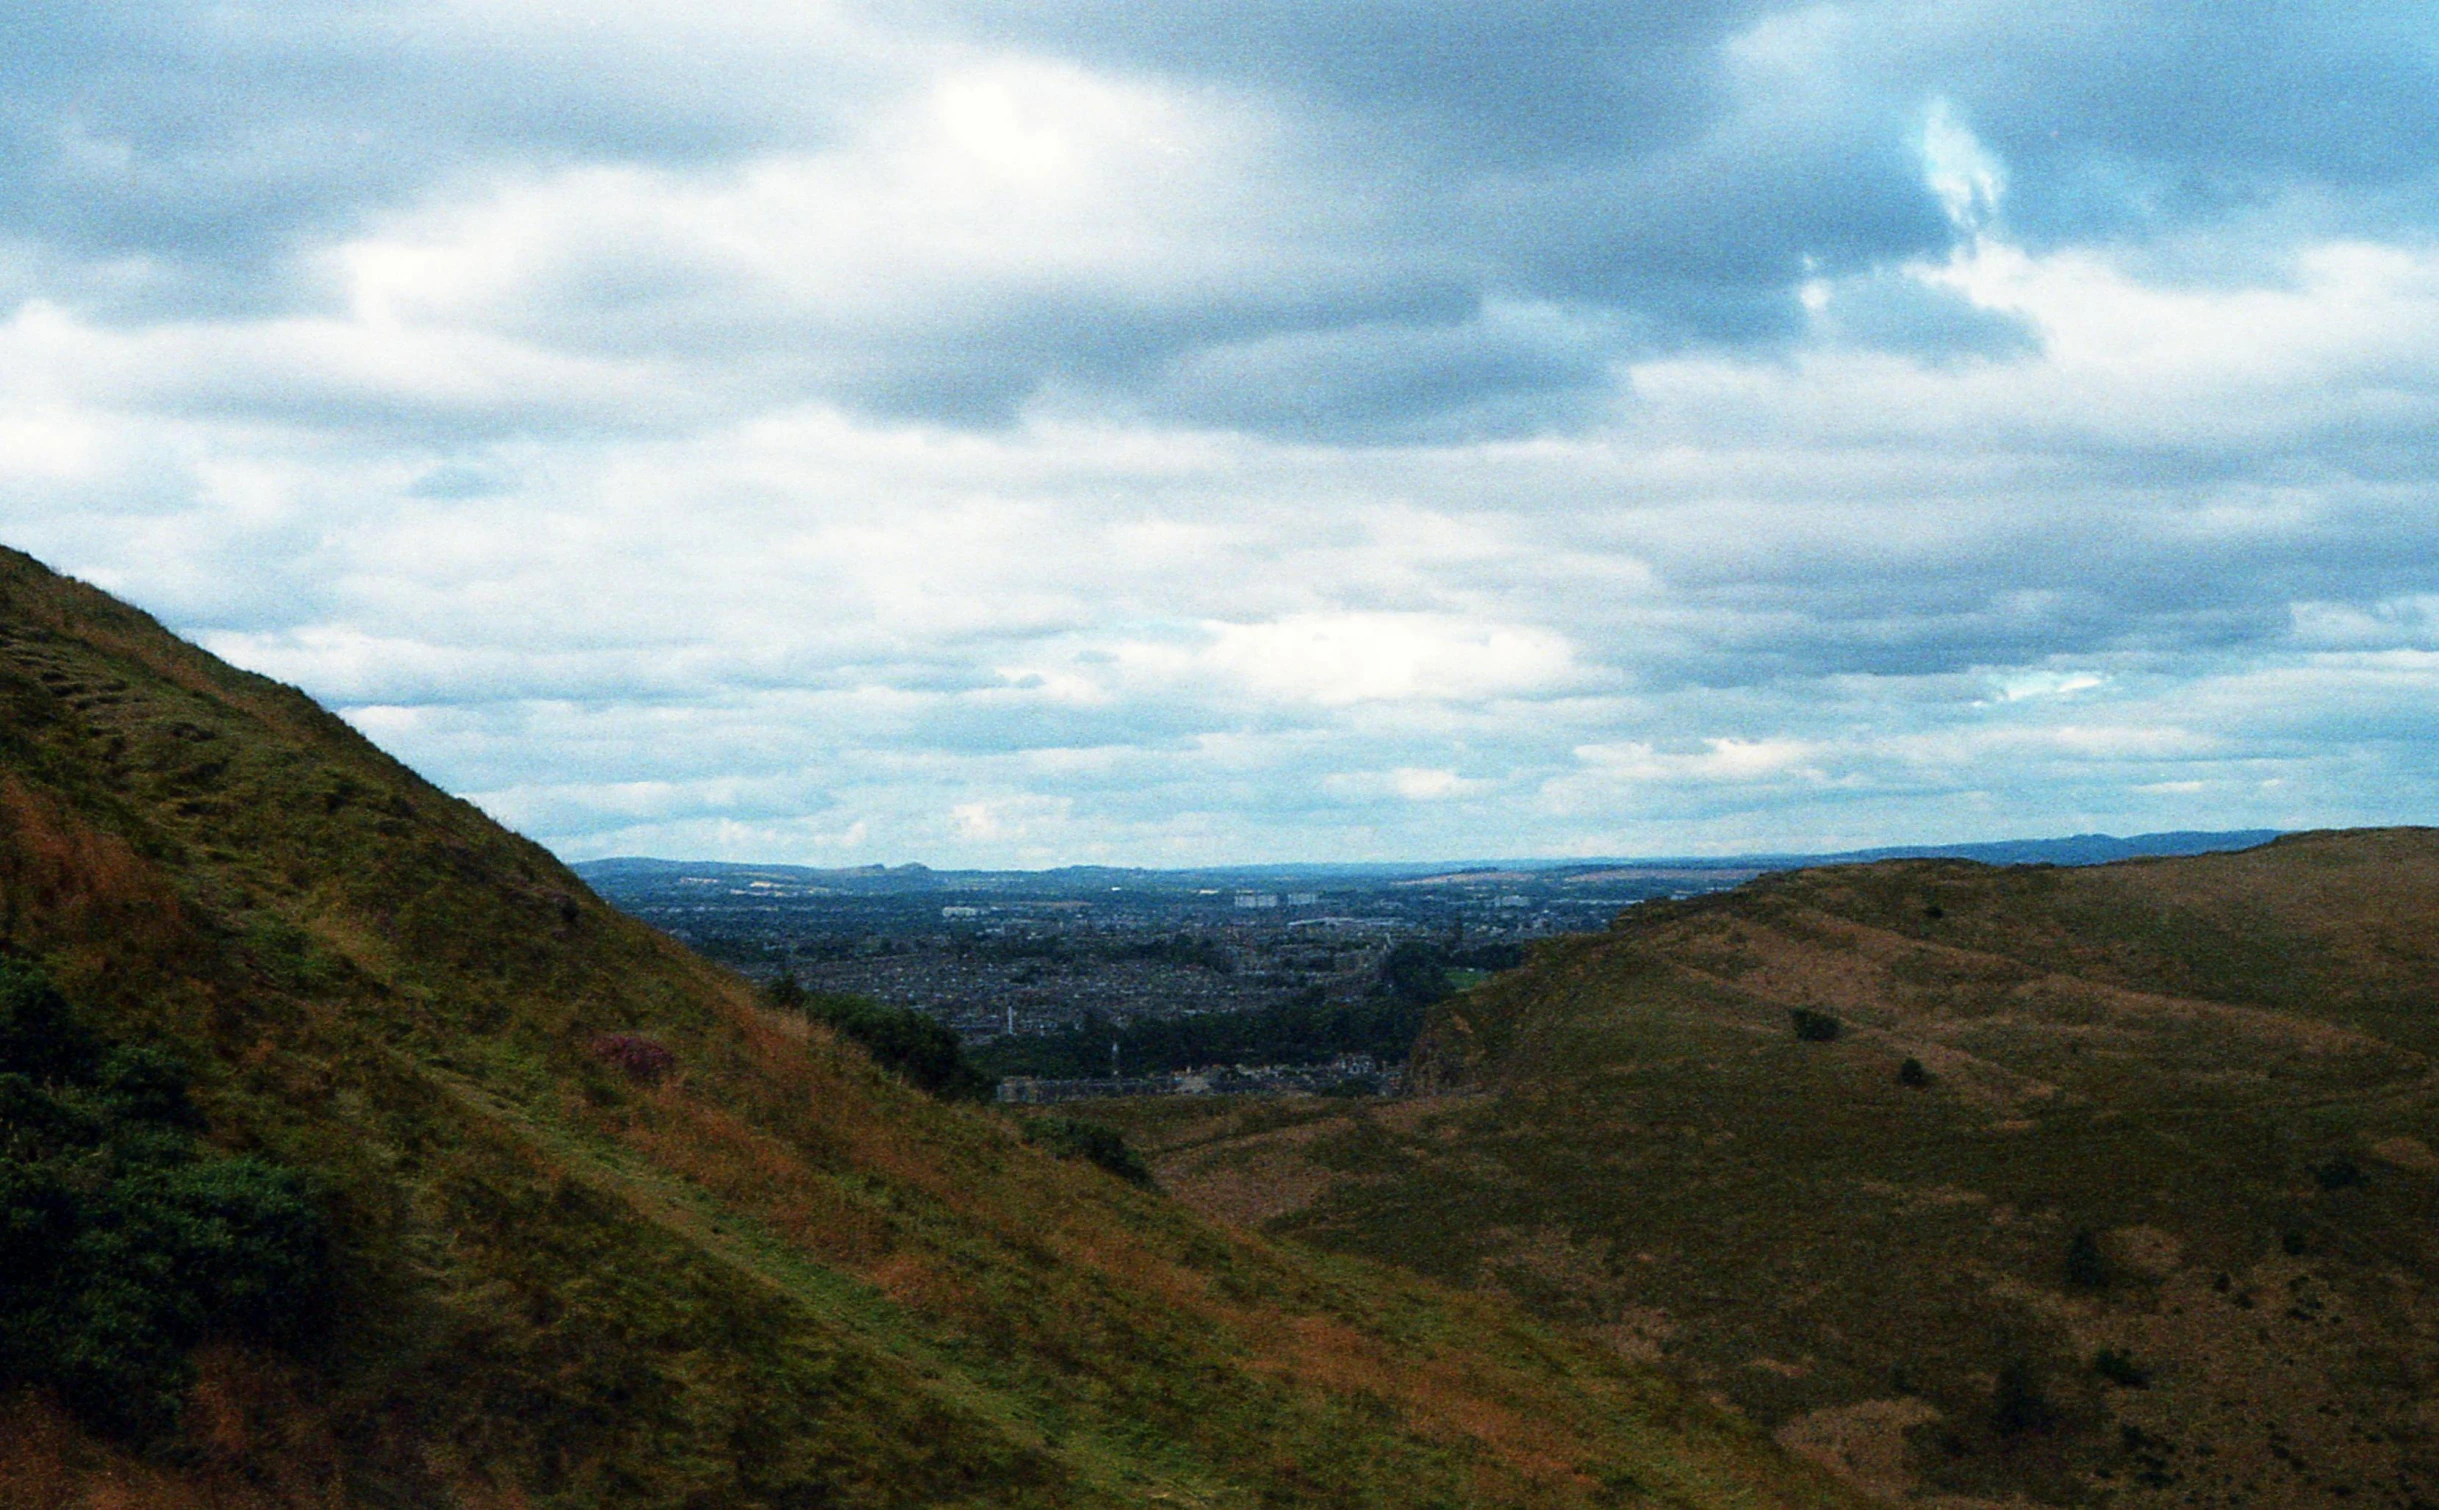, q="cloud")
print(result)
[3,2,2437,863]
[1198,614,1580,706]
